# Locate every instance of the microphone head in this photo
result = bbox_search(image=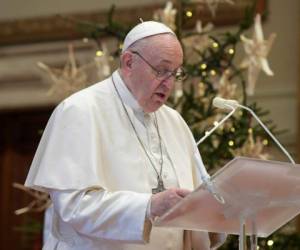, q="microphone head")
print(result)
[213,97,239,109]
